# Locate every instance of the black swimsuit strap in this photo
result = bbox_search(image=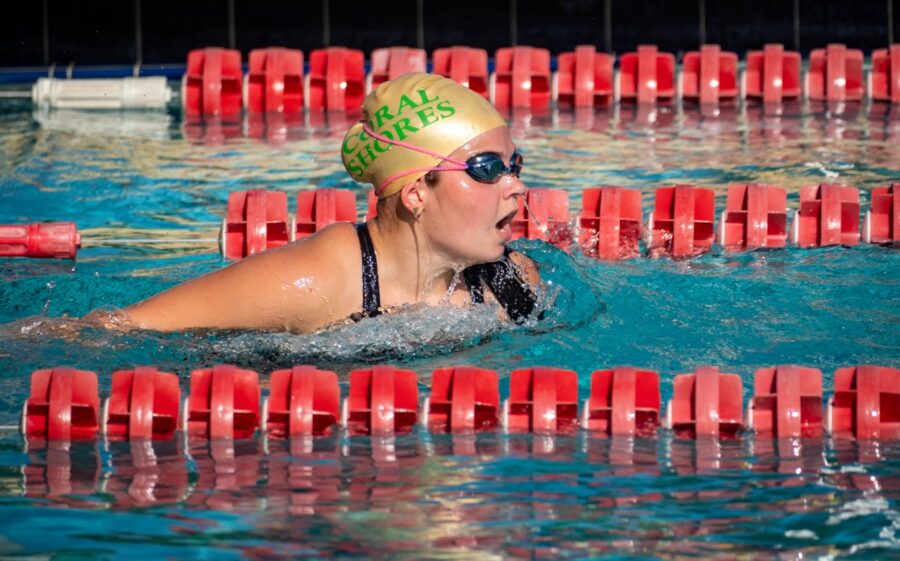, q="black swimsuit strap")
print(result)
[356,223,536,323]
[355,223,381,317]
[463,247,538,323]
